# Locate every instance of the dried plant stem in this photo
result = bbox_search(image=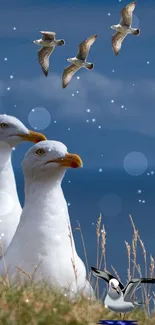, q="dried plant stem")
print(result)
[99,224,107,272]
[0,241,10,287]
[129,215,138,278]
[95,214,102,298]
[125,241,131,281]
[68,223,78,286]
[111,265,121,283]
[76,221,89,279]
